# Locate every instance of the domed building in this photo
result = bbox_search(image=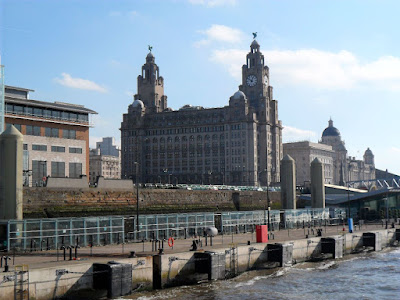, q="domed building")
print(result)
[283,119,375,187]
[319,118,375,185]
[121,40,283,186]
